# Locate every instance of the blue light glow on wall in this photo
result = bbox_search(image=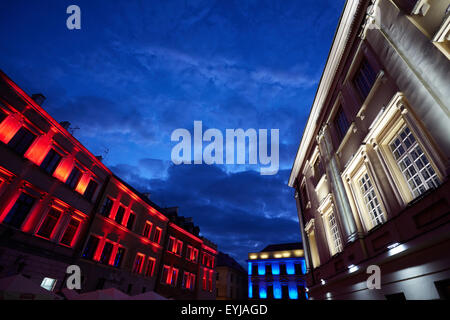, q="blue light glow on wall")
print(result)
[274,282,282,299]
[301,260,306,274]
[248,282,253,298]
[289,286,298,299]
[272,263,280,275]
[258,263,265,275]
[248,262,252,275]
[259,286,267,299]
[286,262,295,275]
